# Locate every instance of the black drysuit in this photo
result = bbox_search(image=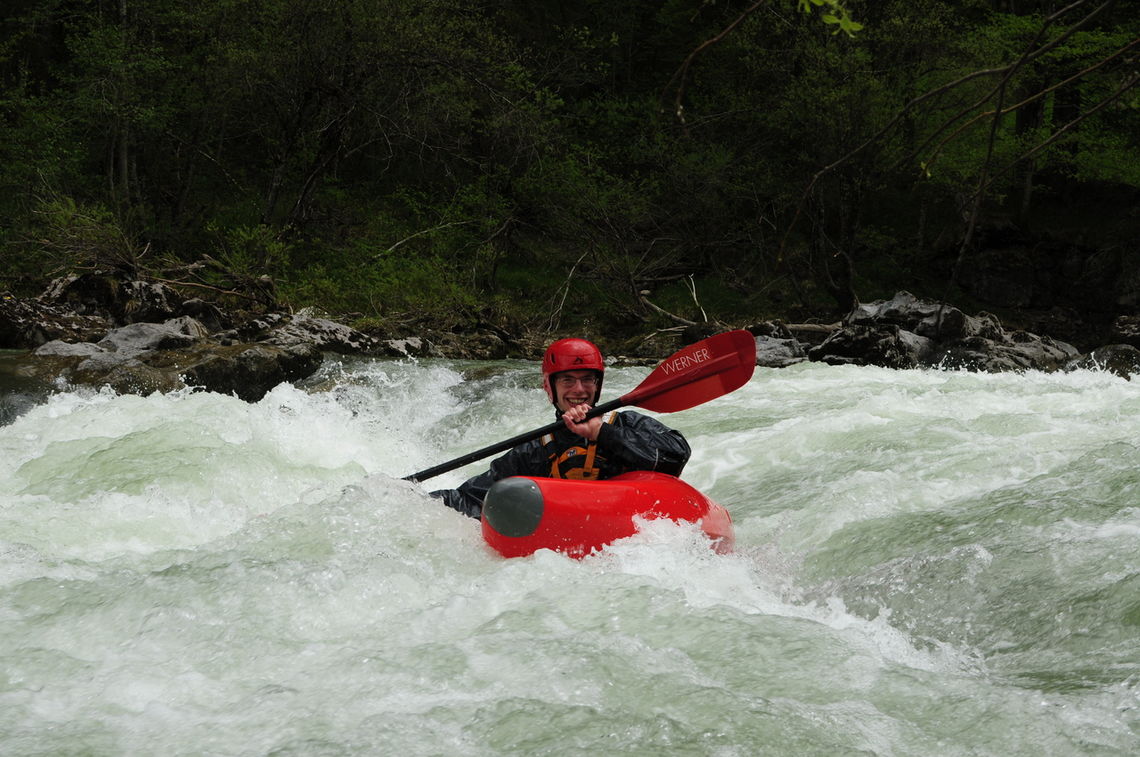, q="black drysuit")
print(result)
[431,410,691,519]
